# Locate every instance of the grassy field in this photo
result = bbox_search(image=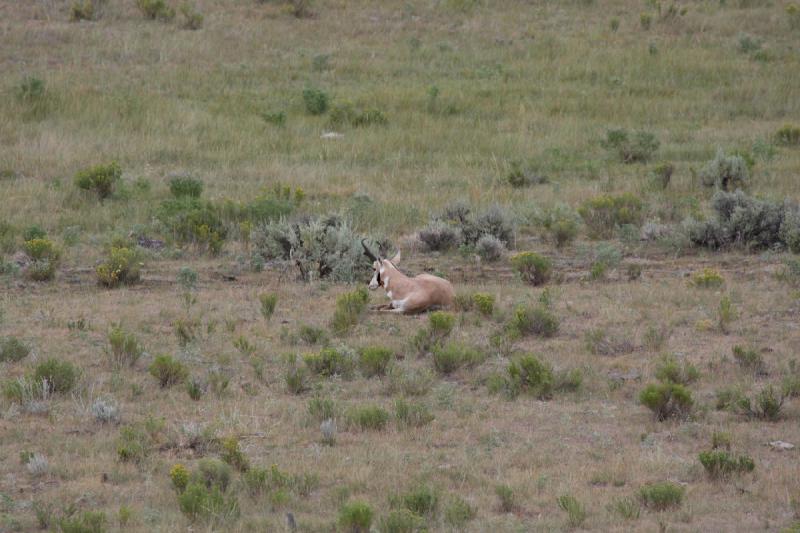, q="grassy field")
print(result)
[2,0,800,531]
